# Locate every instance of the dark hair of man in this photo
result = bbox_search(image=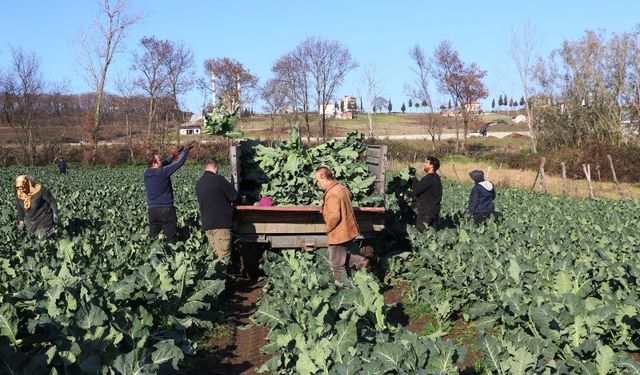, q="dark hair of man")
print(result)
[315,166,333,179]
[203,158,218,167]
[426,156,440,172]
[147,152,159,167]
